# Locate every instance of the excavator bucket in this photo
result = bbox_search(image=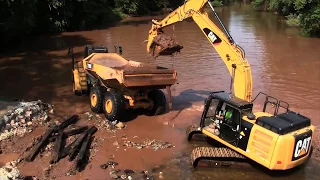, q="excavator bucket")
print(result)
[150,34,183,57]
